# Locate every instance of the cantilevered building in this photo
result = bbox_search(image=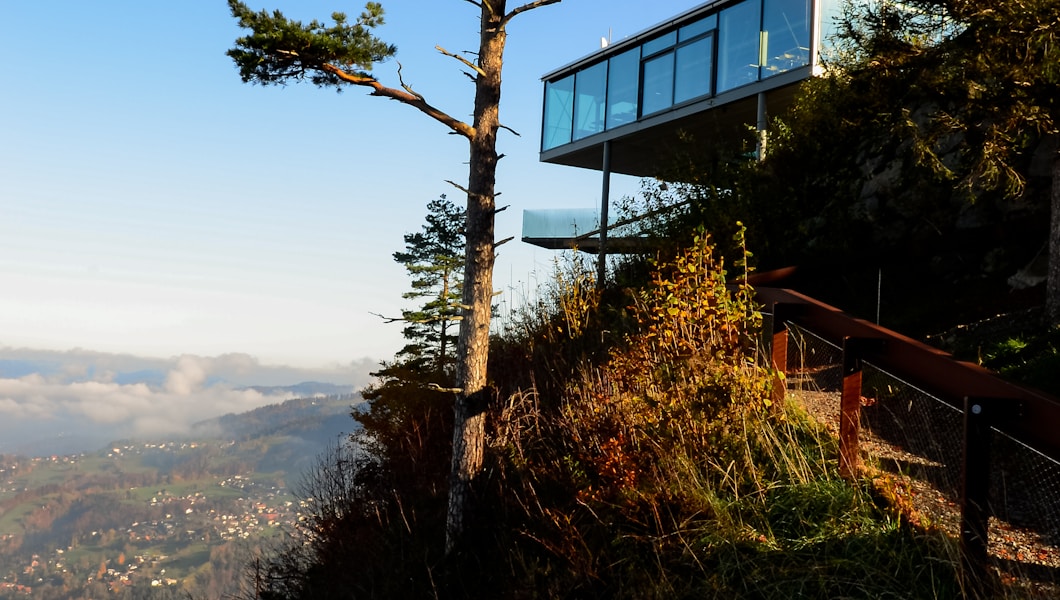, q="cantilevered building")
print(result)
[523,0,841,254]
